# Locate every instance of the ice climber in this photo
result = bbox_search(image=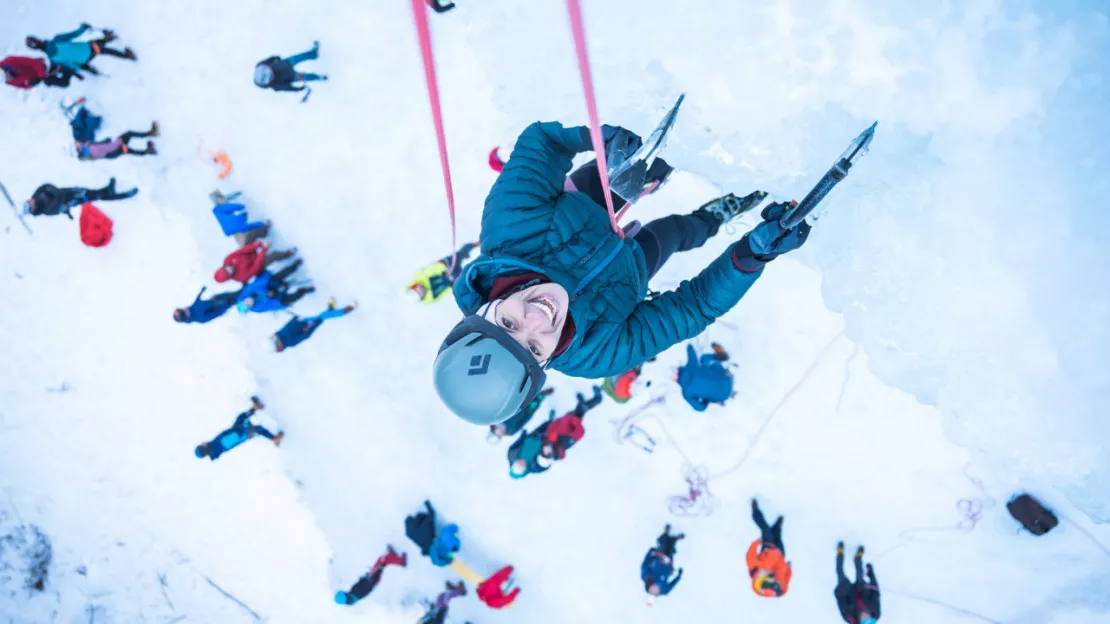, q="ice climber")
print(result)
[215,240,296,284]
[194,396,283,460]
[489,386,554,442]
[24,178,137,219]
[676,343,734,411]
[25,24,135,77]
[334,546,407,606]
[418,581,466,624]
[641,524,684,598]
[68,105,158,160]
[834,542,881,624]
[601,364,644,403]
[433,121,811,425]
[747,499,792,598]
[273,299,357,352]
[254,41,326,99]
[539,386,603,461]
[407,242,479,304]
[173,286,242,324]
[236,259,315,314]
